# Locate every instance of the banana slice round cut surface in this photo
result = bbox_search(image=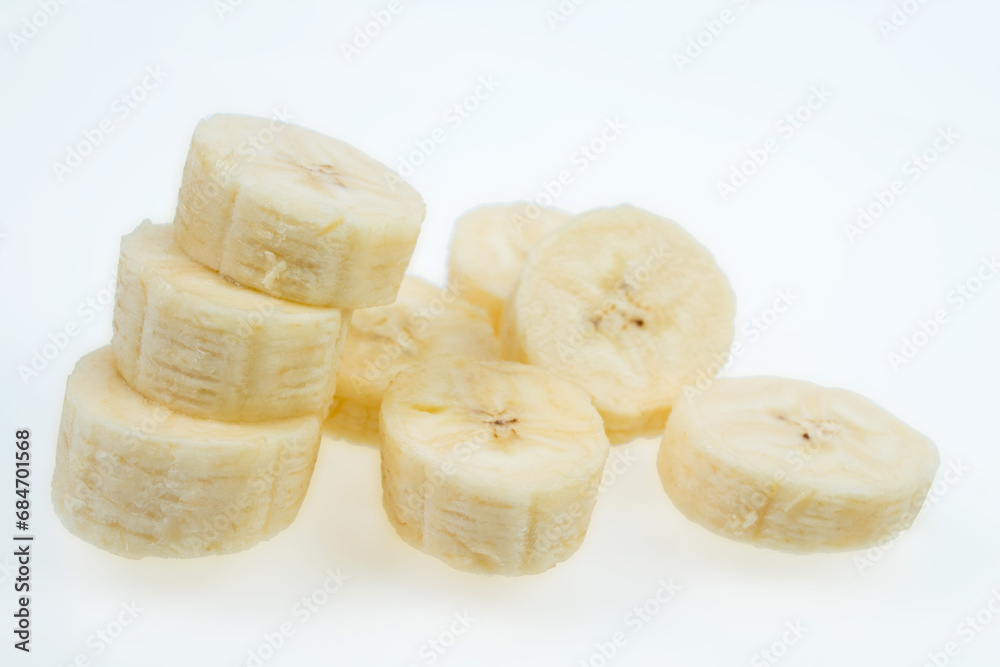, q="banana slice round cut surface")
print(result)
[447,203,571,331]
[113,222,350,423]
[657,376,940,553]
[325,275,498,445]
[380,358,610,575]
[52,347,322,559]
[501,205,736,443]
[174,113,425,308]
